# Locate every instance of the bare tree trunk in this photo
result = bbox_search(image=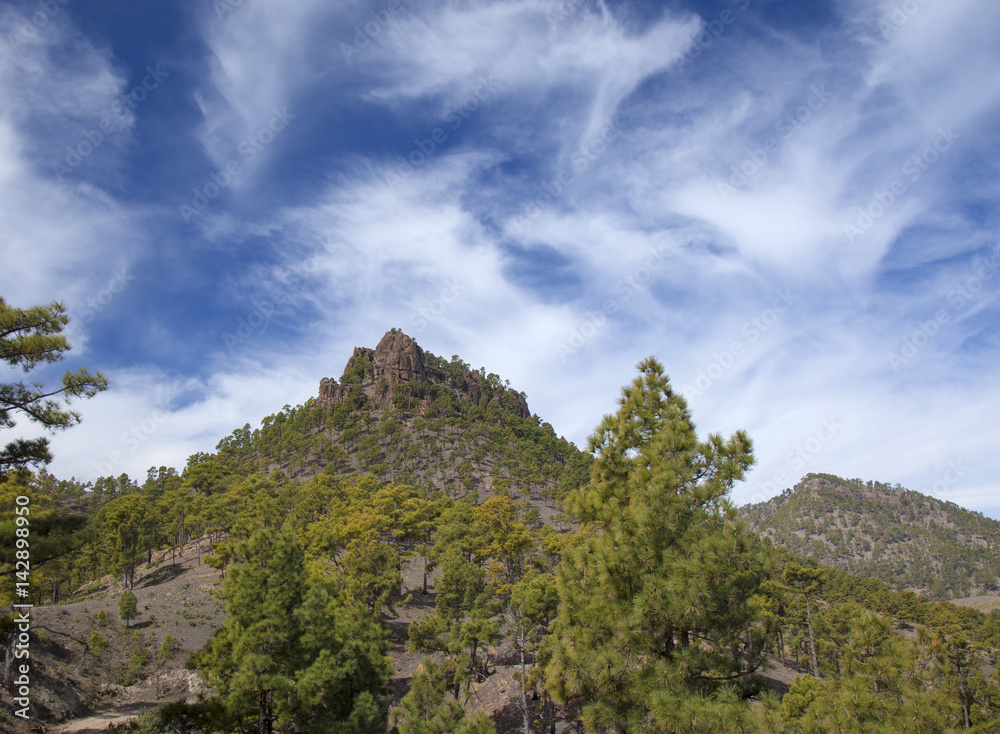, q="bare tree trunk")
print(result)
[805,593,820,678]
[519,626,530,734]
[960,677,970,731]
[258,689,272,734]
